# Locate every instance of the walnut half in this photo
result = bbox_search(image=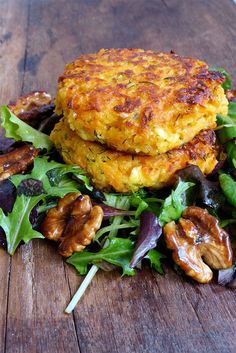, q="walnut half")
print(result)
[8,91,54,126]
[164,206,233,283]
[0,145,38,181]
[41,193,104,257]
